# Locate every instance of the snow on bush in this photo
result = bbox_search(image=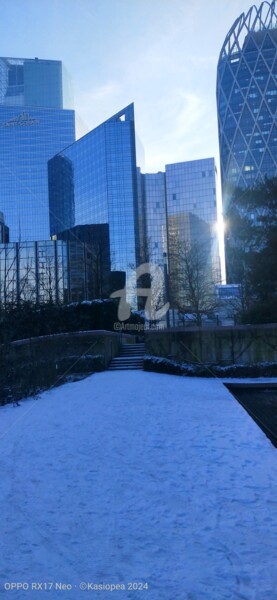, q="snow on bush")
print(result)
[144,355,277,378]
